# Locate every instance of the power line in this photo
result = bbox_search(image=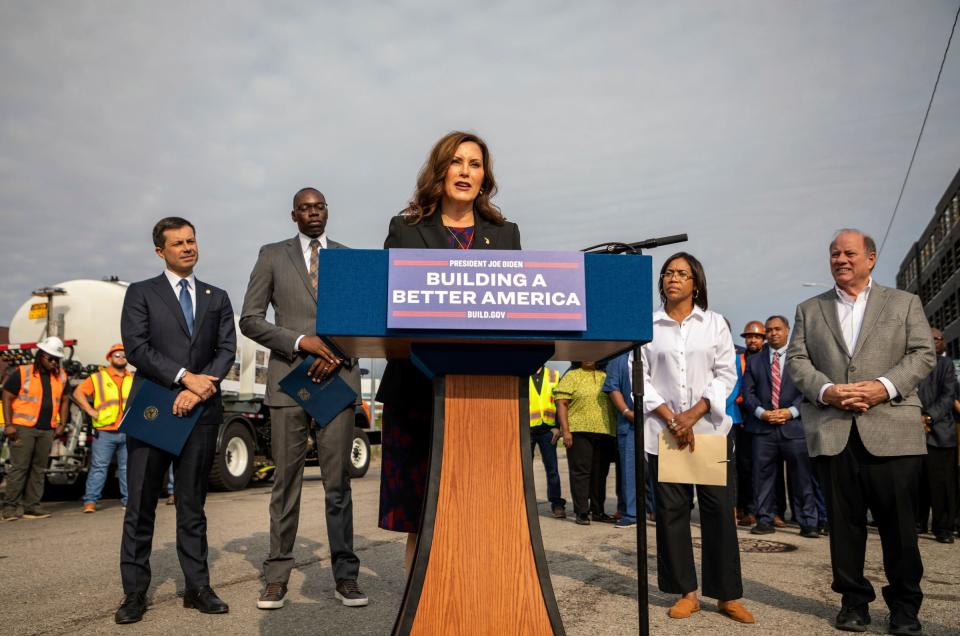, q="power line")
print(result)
[877,2,960,258]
